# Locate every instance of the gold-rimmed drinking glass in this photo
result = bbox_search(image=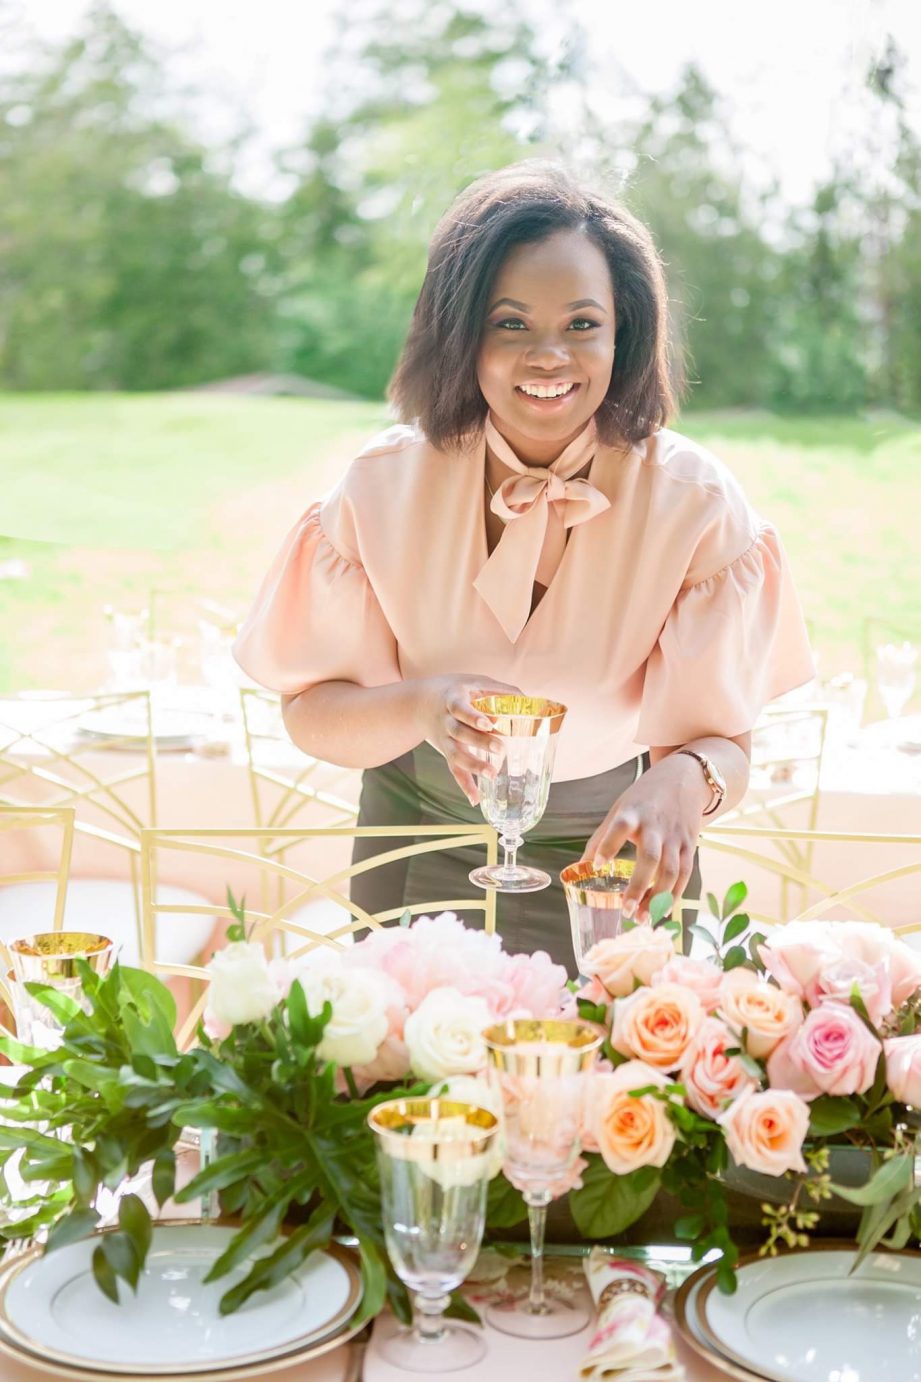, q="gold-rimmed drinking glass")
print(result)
[561,858,636,976]
[368,1096,500,1372]
[468,695,567,893]
[3,932,116,1050]
[483,1019,602,1338]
